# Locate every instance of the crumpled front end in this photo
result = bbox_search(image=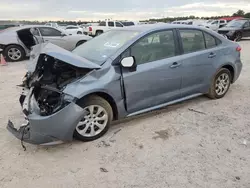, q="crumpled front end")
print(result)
[7,49,98,145]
